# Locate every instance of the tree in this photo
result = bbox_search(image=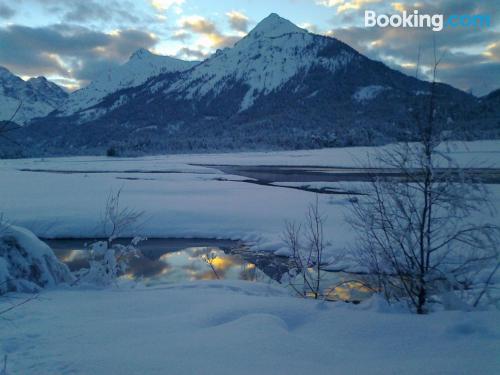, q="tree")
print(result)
[0,100,22,143]
[282,196,326,299]
[348,45,499,313]
[101,188,144,245]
